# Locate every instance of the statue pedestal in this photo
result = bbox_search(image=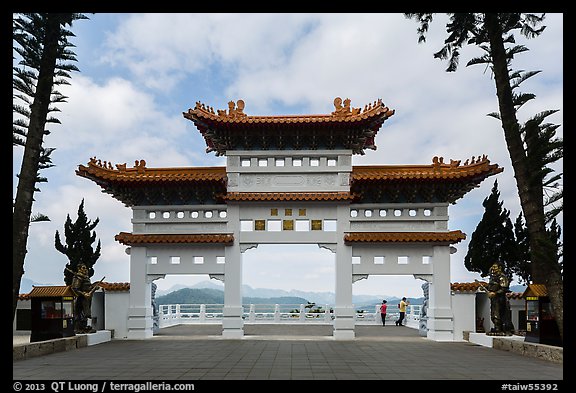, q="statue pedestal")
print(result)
[468,332,495,347]
[77,330,112,346]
